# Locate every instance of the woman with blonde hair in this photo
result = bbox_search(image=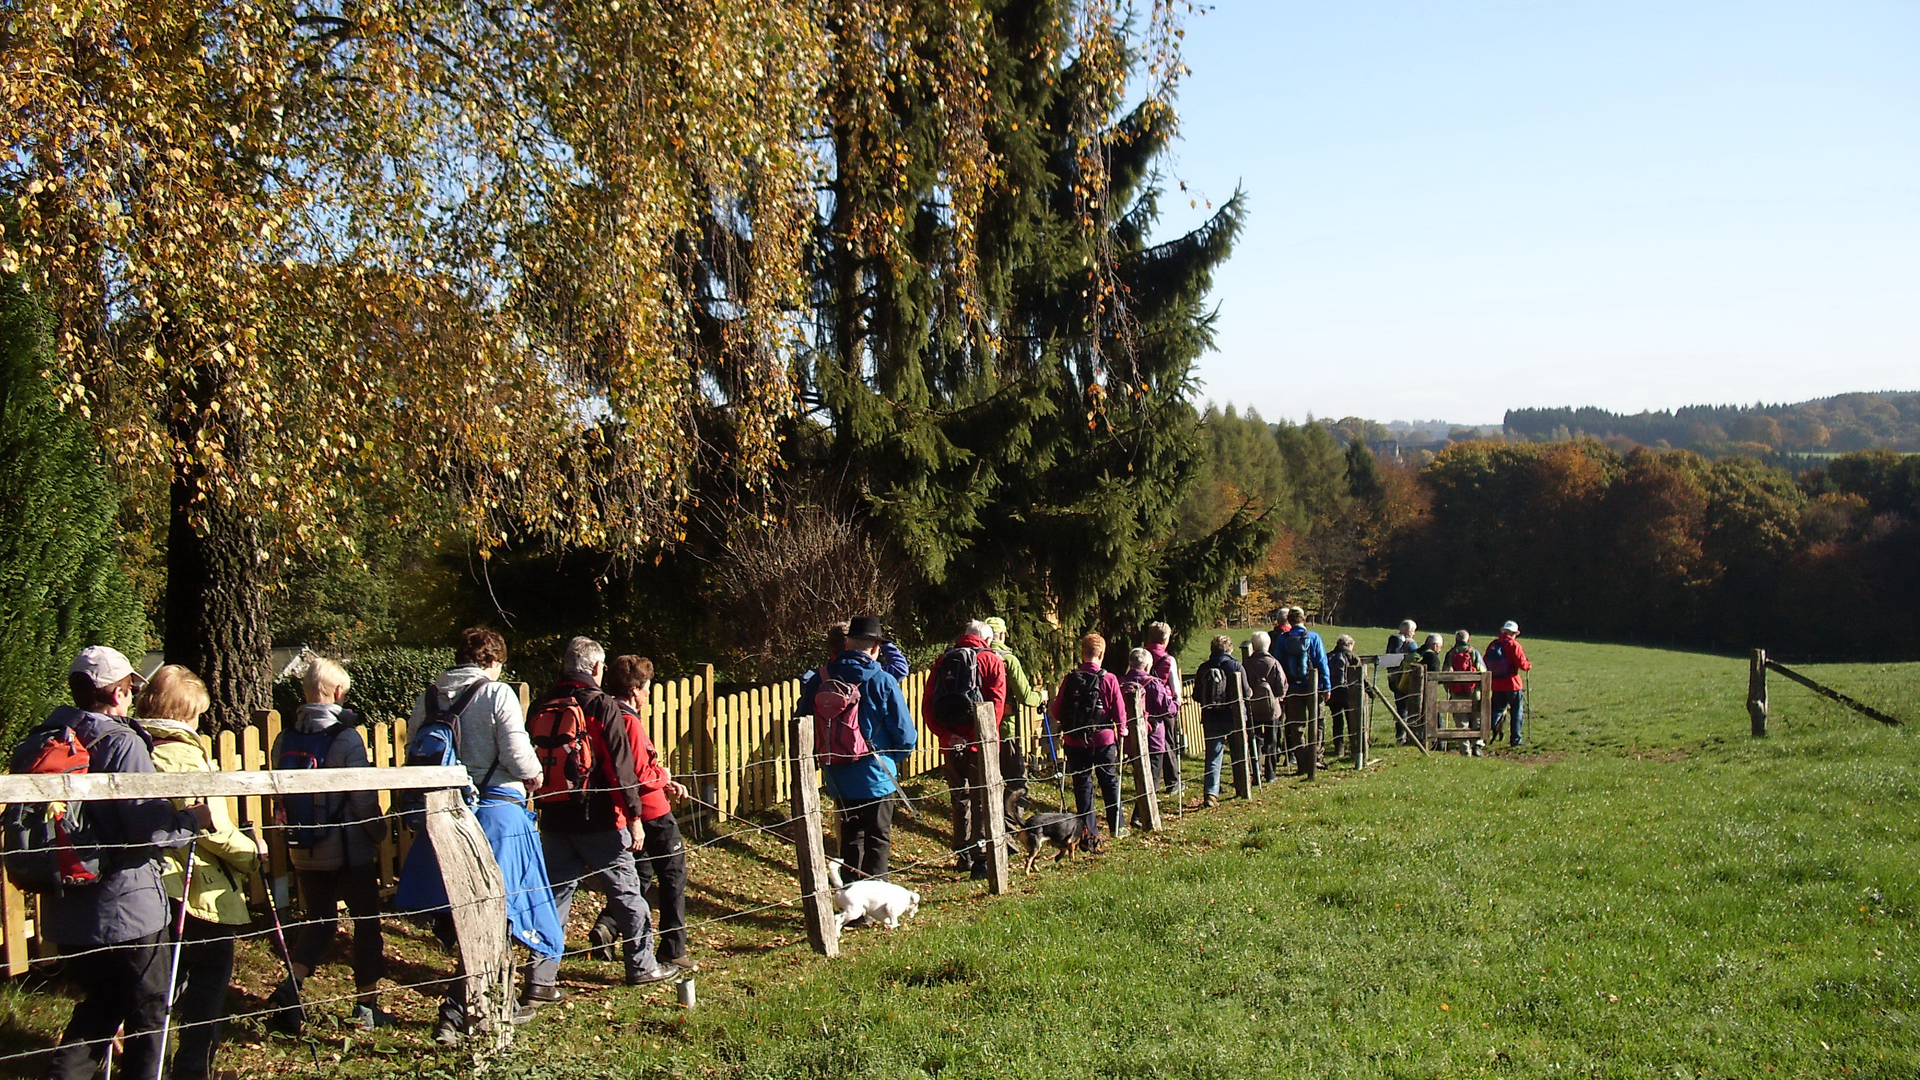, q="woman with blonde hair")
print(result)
[135,665,260,1080]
